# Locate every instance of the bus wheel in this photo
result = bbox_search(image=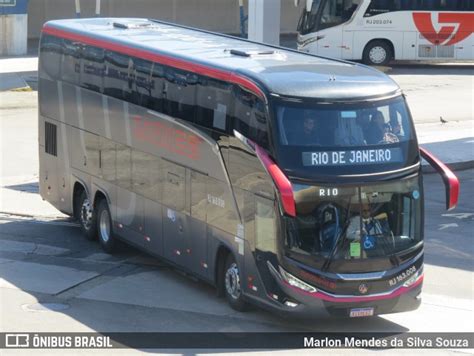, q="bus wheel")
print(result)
[363,40,392,66]
[78,191,97,241]
[224,254,248,311]
[96,199,116,254]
